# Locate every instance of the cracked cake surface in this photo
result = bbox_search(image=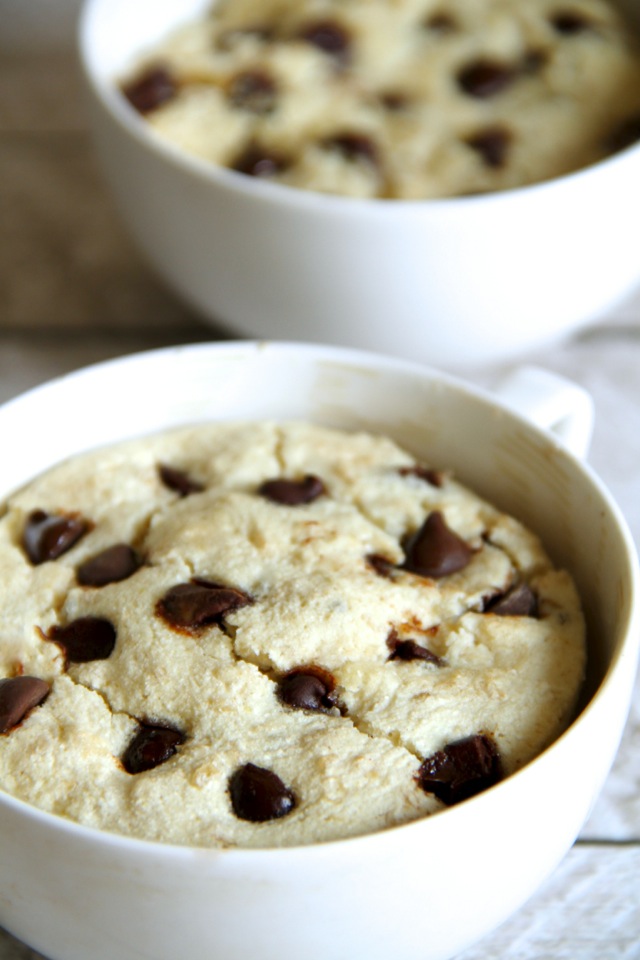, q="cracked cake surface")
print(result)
[118,0,640,199]
[0,421,585,847]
